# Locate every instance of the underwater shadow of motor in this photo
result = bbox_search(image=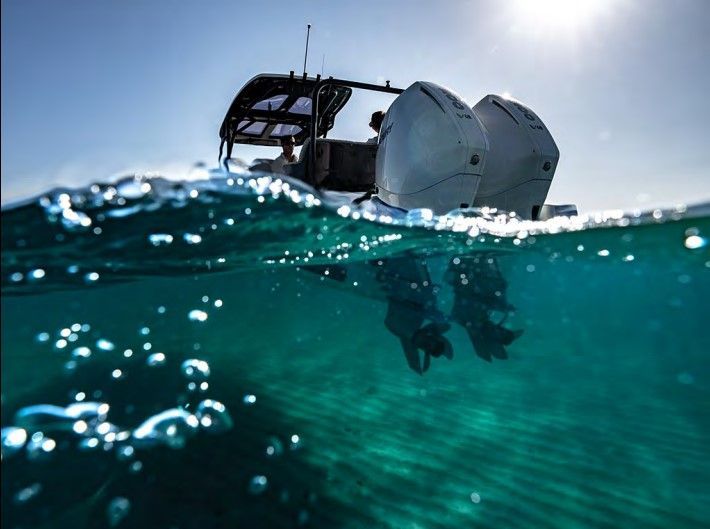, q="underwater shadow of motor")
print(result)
[382,253,523,374]
[306,252,523,375]
[1,353,371,529]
